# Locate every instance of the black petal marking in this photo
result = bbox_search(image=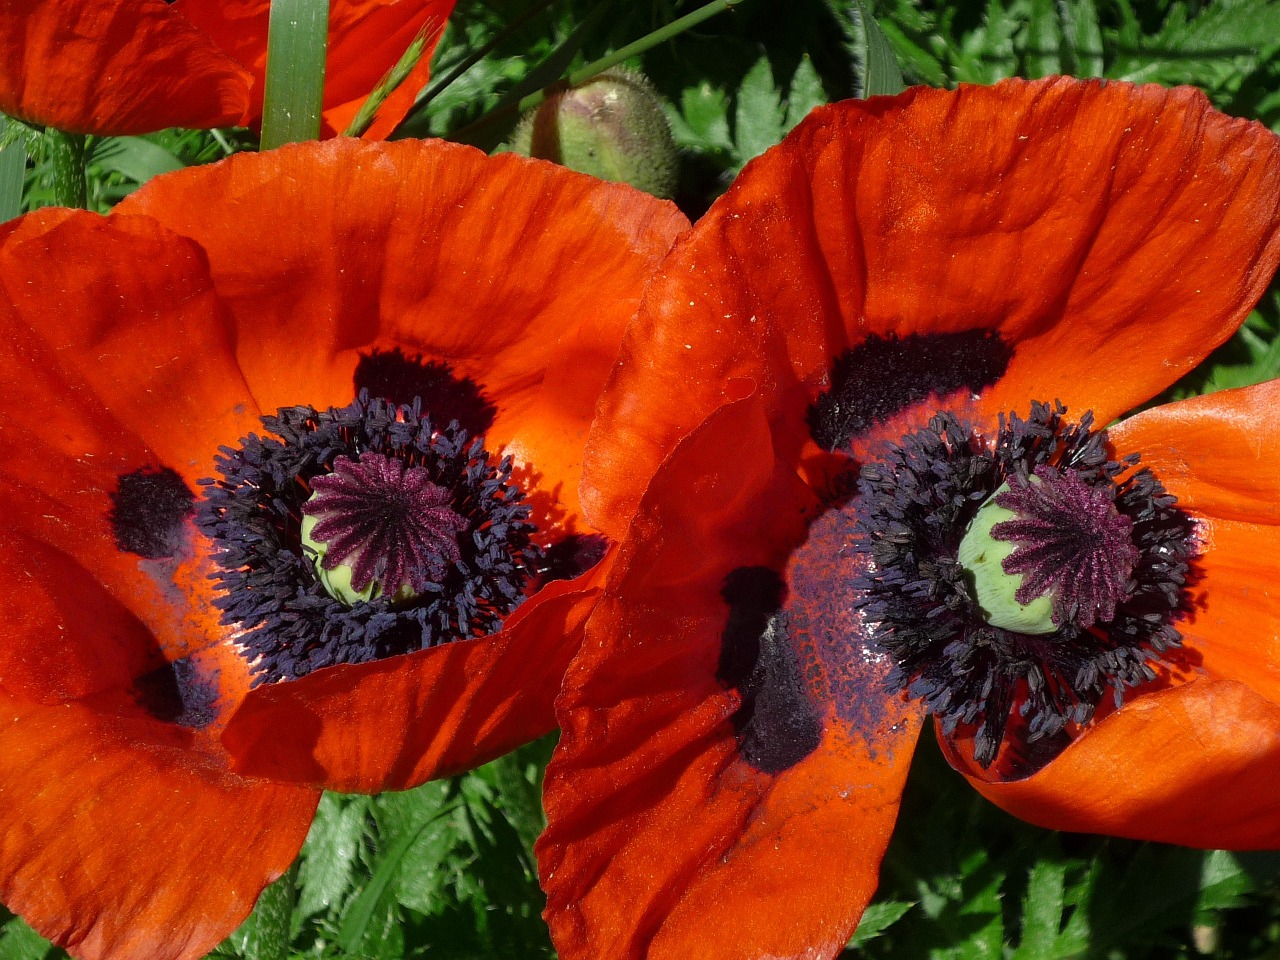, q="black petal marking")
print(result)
[354,348,496,437]
[717,567,823,774]
[109,467,195,559]
[808,330,1013,452]
[130,656,219,728]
